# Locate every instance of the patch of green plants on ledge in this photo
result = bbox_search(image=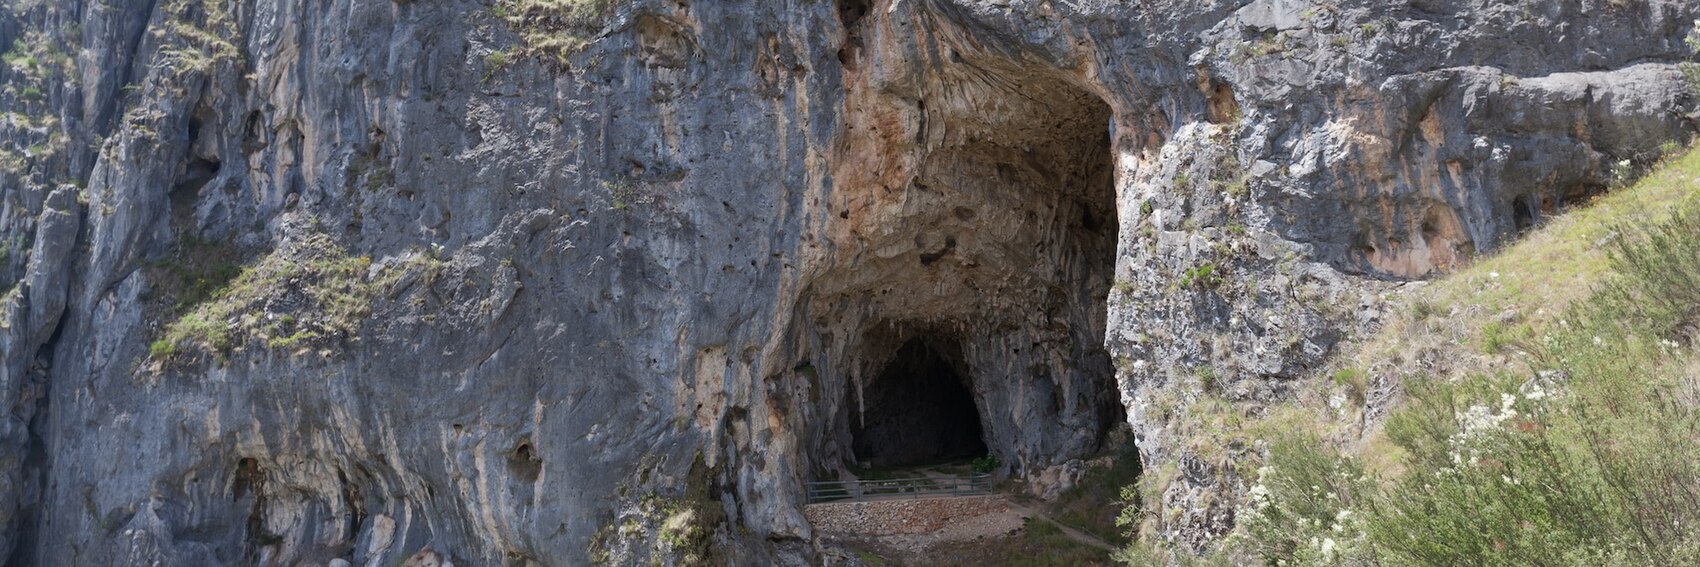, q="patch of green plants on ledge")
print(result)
[1,30,73,178]
[1178,263,1222,289]
[148,232,395,365]
[156,0,240,77]
[493,0,620,68]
